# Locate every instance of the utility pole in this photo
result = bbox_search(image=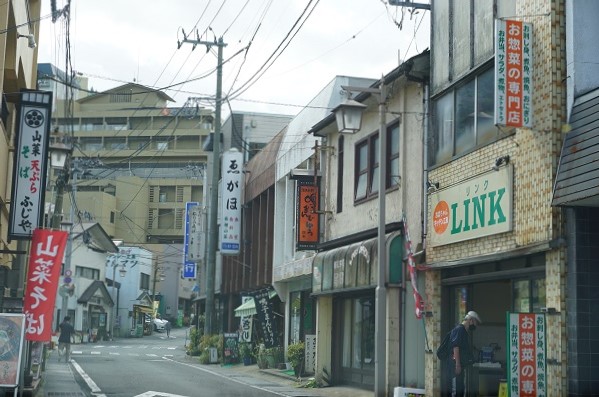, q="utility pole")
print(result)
[179,34,227,335]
